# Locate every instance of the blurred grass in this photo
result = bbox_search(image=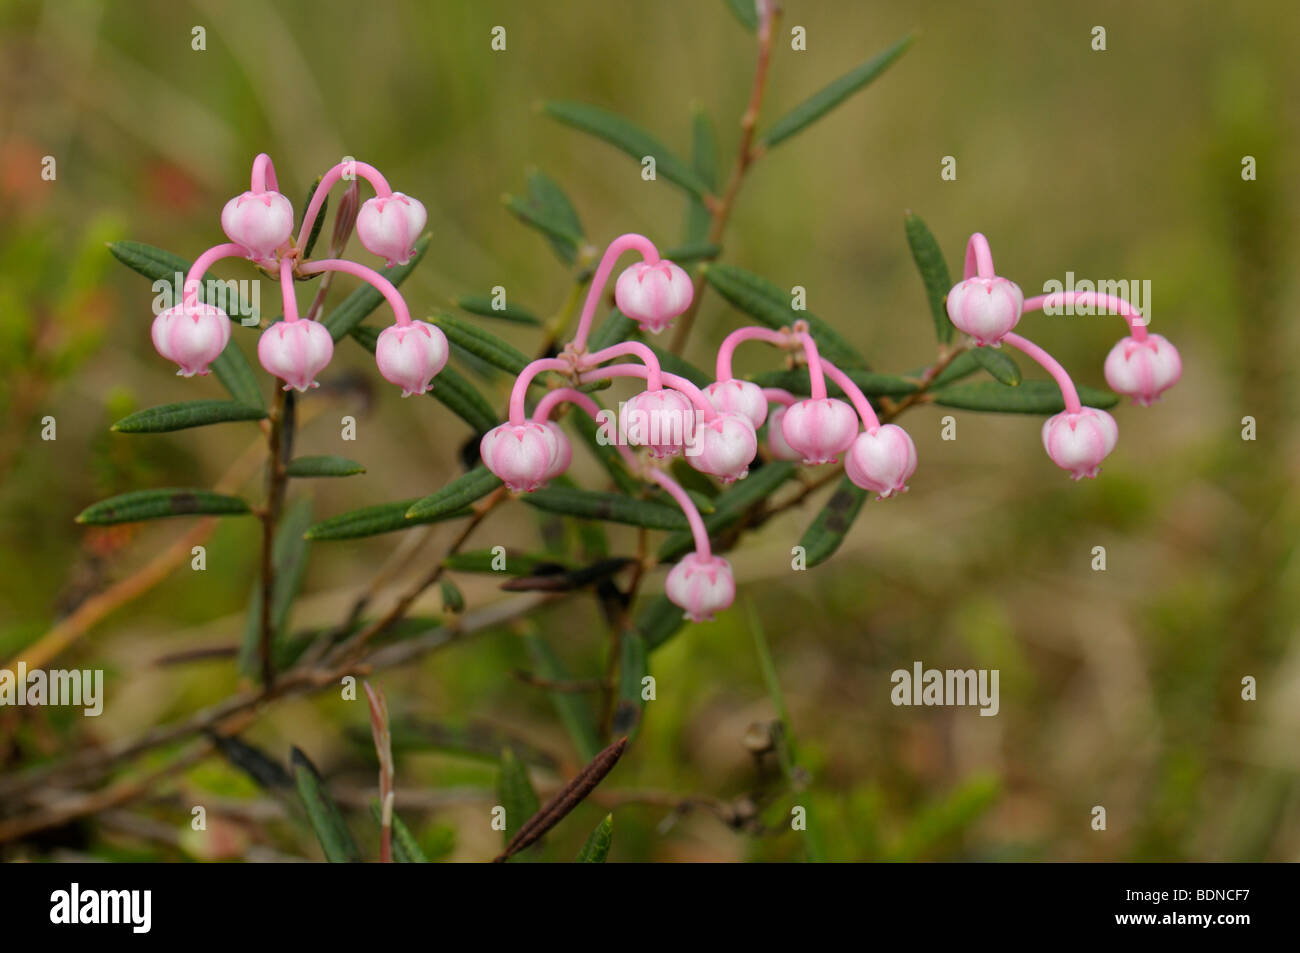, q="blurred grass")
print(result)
[1,0,1298,861]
